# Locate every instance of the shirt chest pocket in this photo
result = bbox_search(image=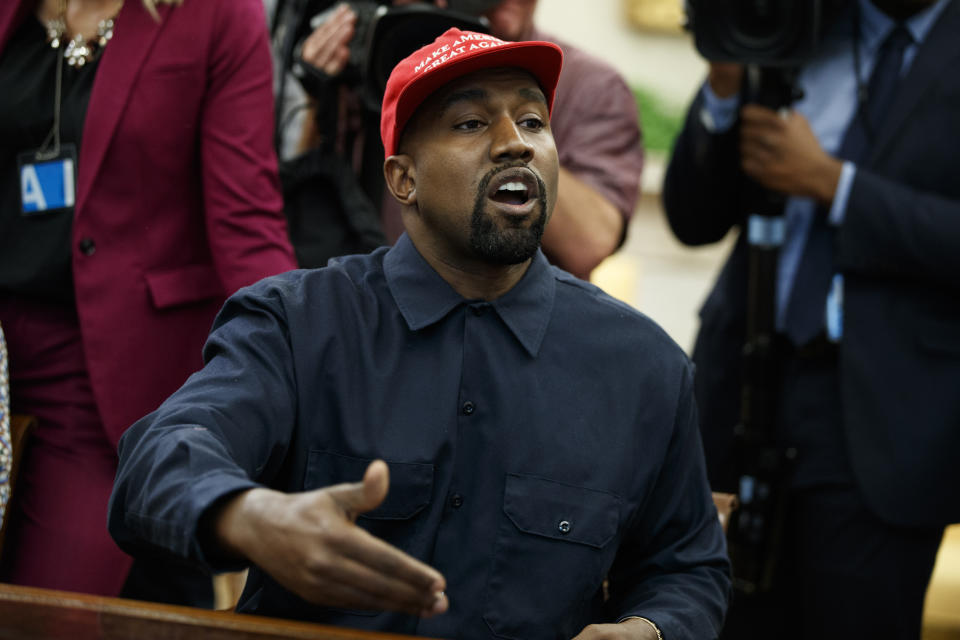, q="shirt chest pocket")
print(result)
[304,450,434,548]
[483,473,622,640]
